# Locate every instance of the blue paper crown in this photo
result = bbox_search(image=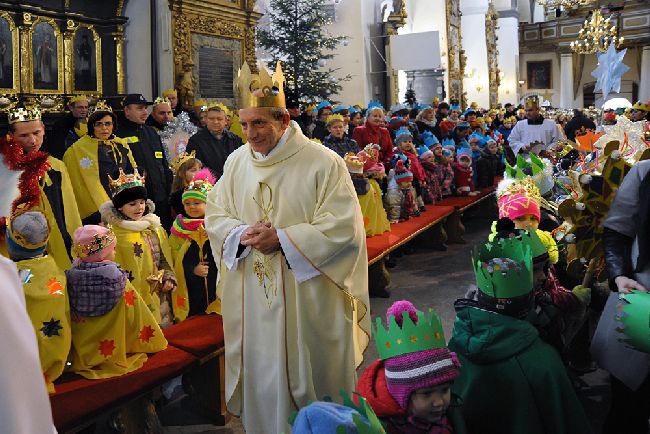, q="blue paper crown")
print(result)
[367,100,384,111]
[421,131,439,148]
[316,100,333,111]
[333,104,349,113]
[395,126,412,139]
